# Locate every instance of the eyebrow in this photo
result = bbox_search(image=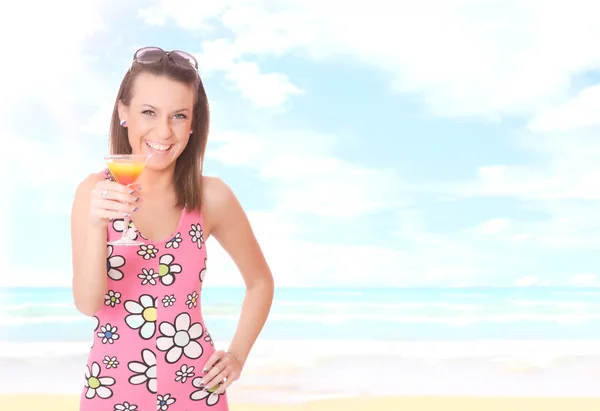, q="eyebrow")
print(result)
[141,104,190,113]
